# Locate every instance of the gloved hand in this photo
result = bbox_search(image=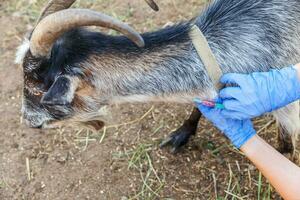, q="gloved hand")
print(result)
[194,98,256,148]
[219,66,300,120]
